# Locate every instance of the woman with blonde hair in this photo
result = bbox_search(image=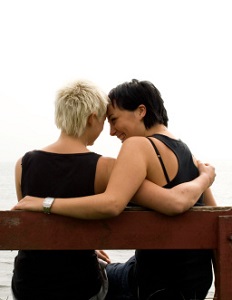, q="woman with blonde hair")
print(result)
[12,79,113,300]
